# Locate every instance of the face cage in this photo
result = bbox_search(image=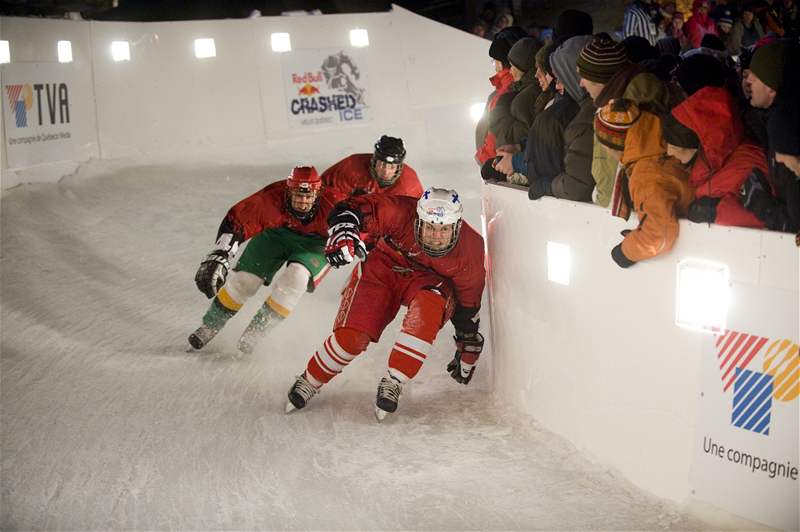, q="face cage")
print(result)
[286,189,320,222]
[414,218,462,257]
[370,155,404,188]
